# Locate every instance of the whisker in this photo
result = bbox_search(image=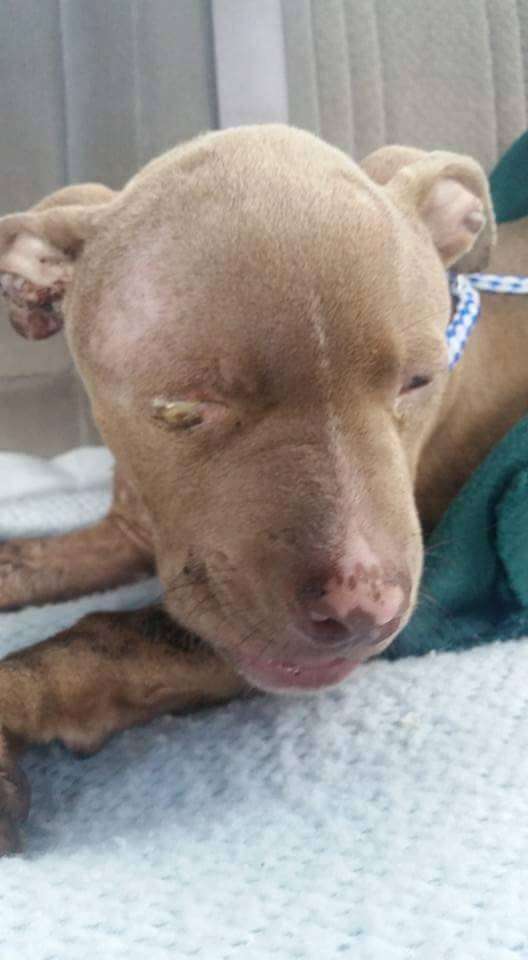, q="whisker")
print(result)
[416,586,485,651]
[398,309,451,337]
[163,568,270,657]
